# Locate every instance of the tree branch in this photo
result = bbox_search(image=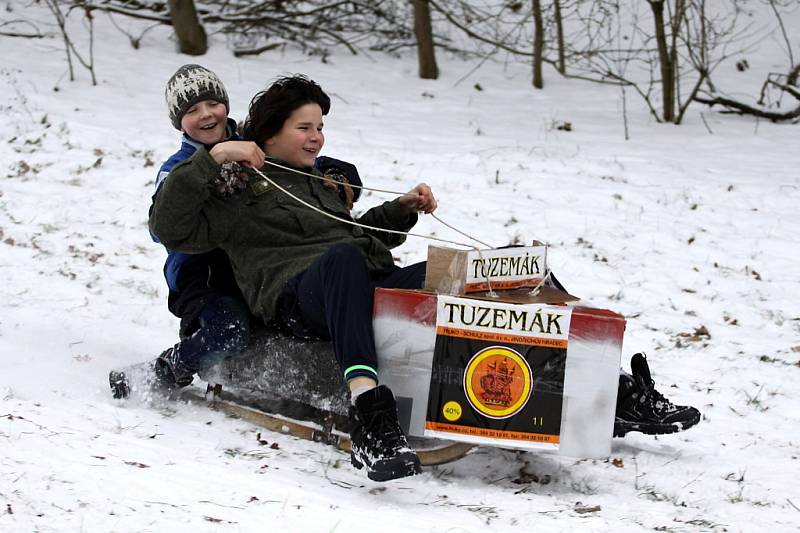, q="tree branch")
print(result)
[232,42,283,57]
[428,0,533,57]
[81,3,172,24]
[675,69,706,124]
[0,30,44,38]
[694,94,800,120]
[767,79,800,100]
[0,19,44,38]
